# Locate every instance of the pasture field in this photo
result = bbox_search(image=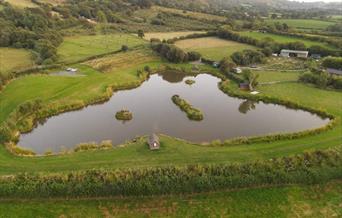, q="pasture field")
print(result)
[0,47,341,174]
[175,37,256,61]
[0,48,35,76]
[144,31,205,41]
[239,31,335,49]
[265,19,335,31]
[57,34,146,63]
[1,180,341,217]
